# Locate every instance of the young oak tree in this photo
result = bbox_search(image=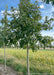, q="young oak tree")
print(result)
[9,1,42,75]
[9,0,53,75]
[0,5,10,71]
